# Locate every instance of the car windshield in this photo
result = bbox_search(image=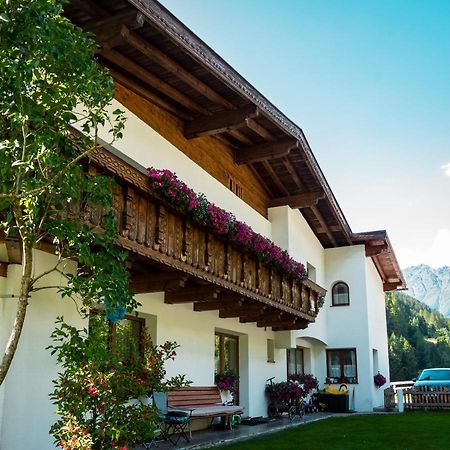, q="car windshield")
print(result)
[418,369,450,381]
